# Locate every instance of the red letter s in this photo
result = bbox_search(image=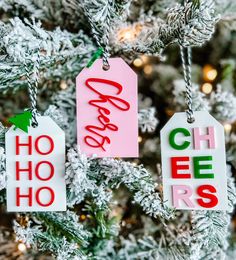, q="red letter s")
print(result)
[197,185,218,208]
